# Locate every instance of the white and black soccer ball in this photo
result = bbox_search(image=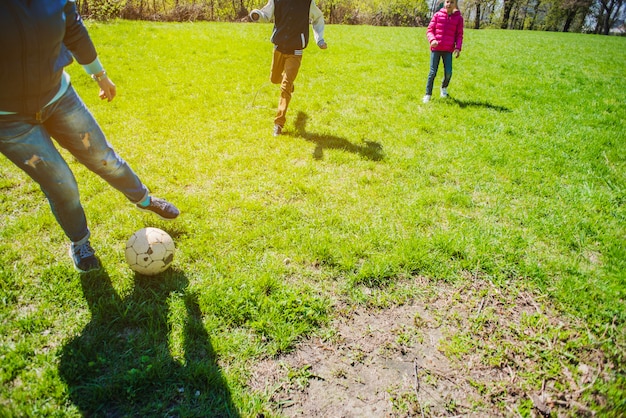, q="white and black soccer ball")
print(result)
[125,227,175,276]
